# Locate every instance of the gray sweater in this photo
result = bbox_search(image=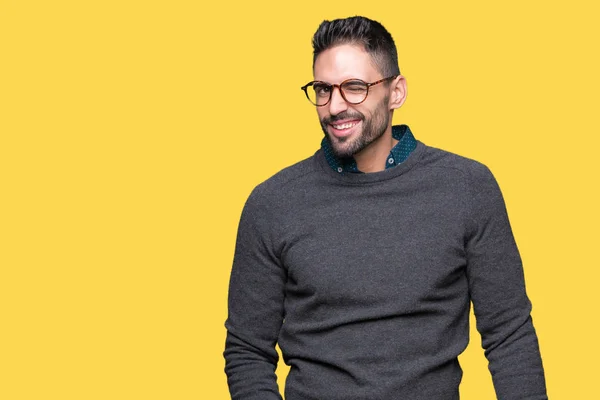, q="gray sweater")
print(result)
[224,140,547,400]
